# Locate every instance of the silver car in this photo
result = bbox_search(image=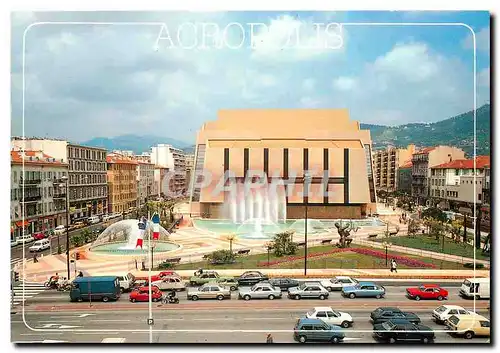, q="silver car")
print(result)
[238,282,282,300]
[187,283,231,301]
[288,282,329,300]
